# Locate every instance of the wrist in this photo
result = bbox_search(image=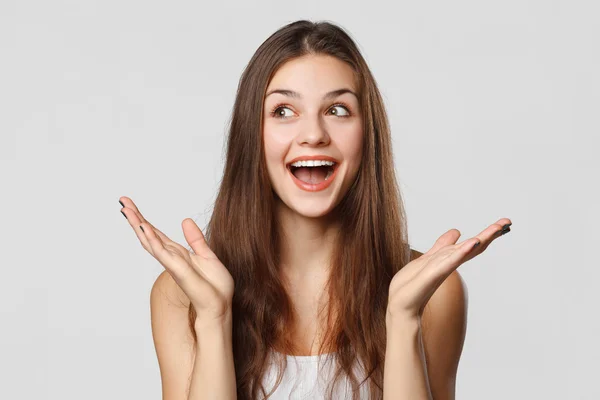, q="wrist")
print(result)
[385,315,423,350]
[385,309,421,332]
[194,319,233,355]
[194,309,233,333]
